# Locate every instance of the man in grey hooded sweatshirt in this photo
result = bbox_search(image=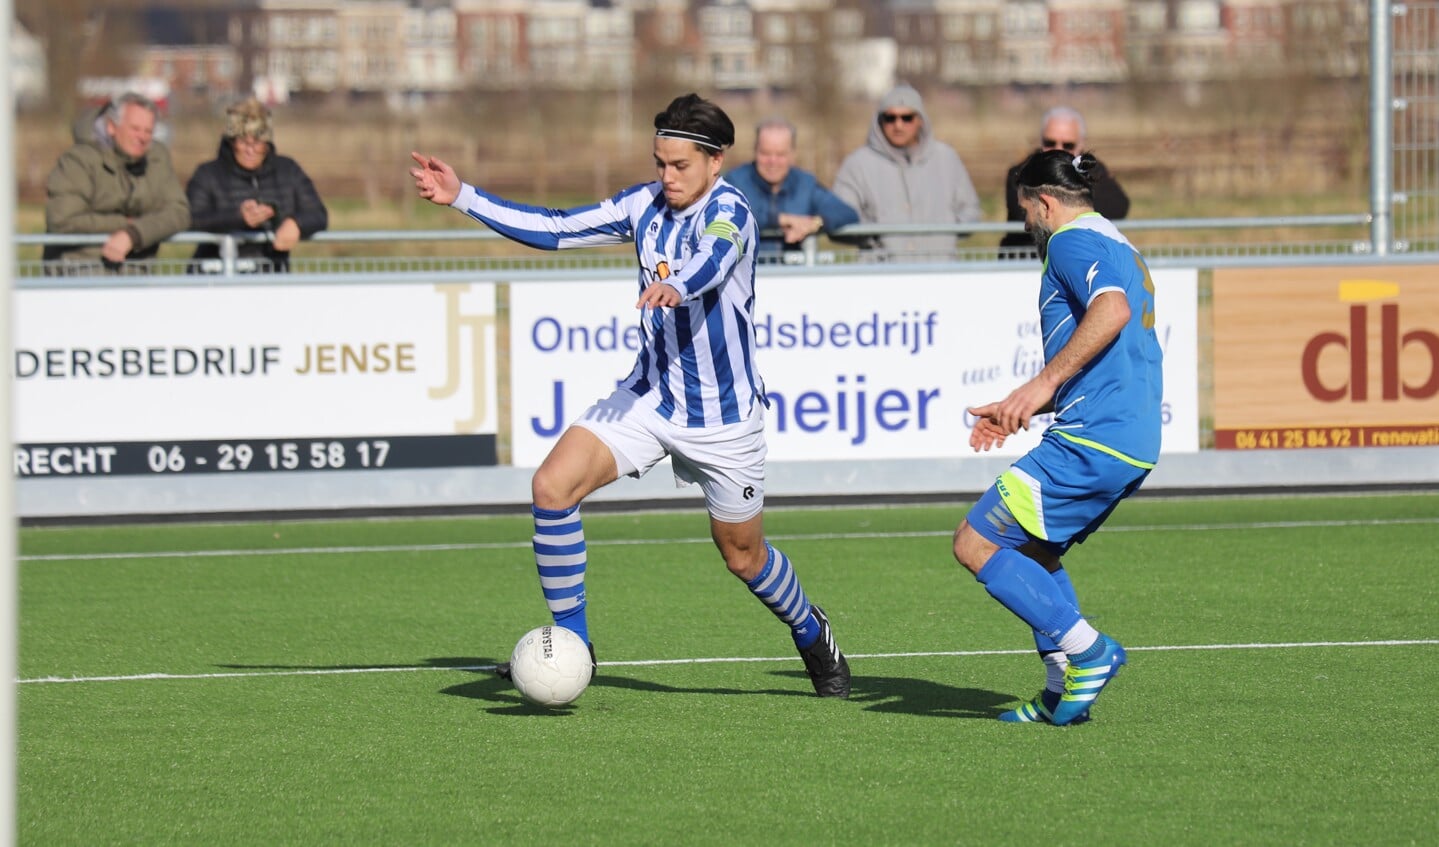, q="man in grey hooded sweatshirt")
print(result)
[833,83,982,262]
